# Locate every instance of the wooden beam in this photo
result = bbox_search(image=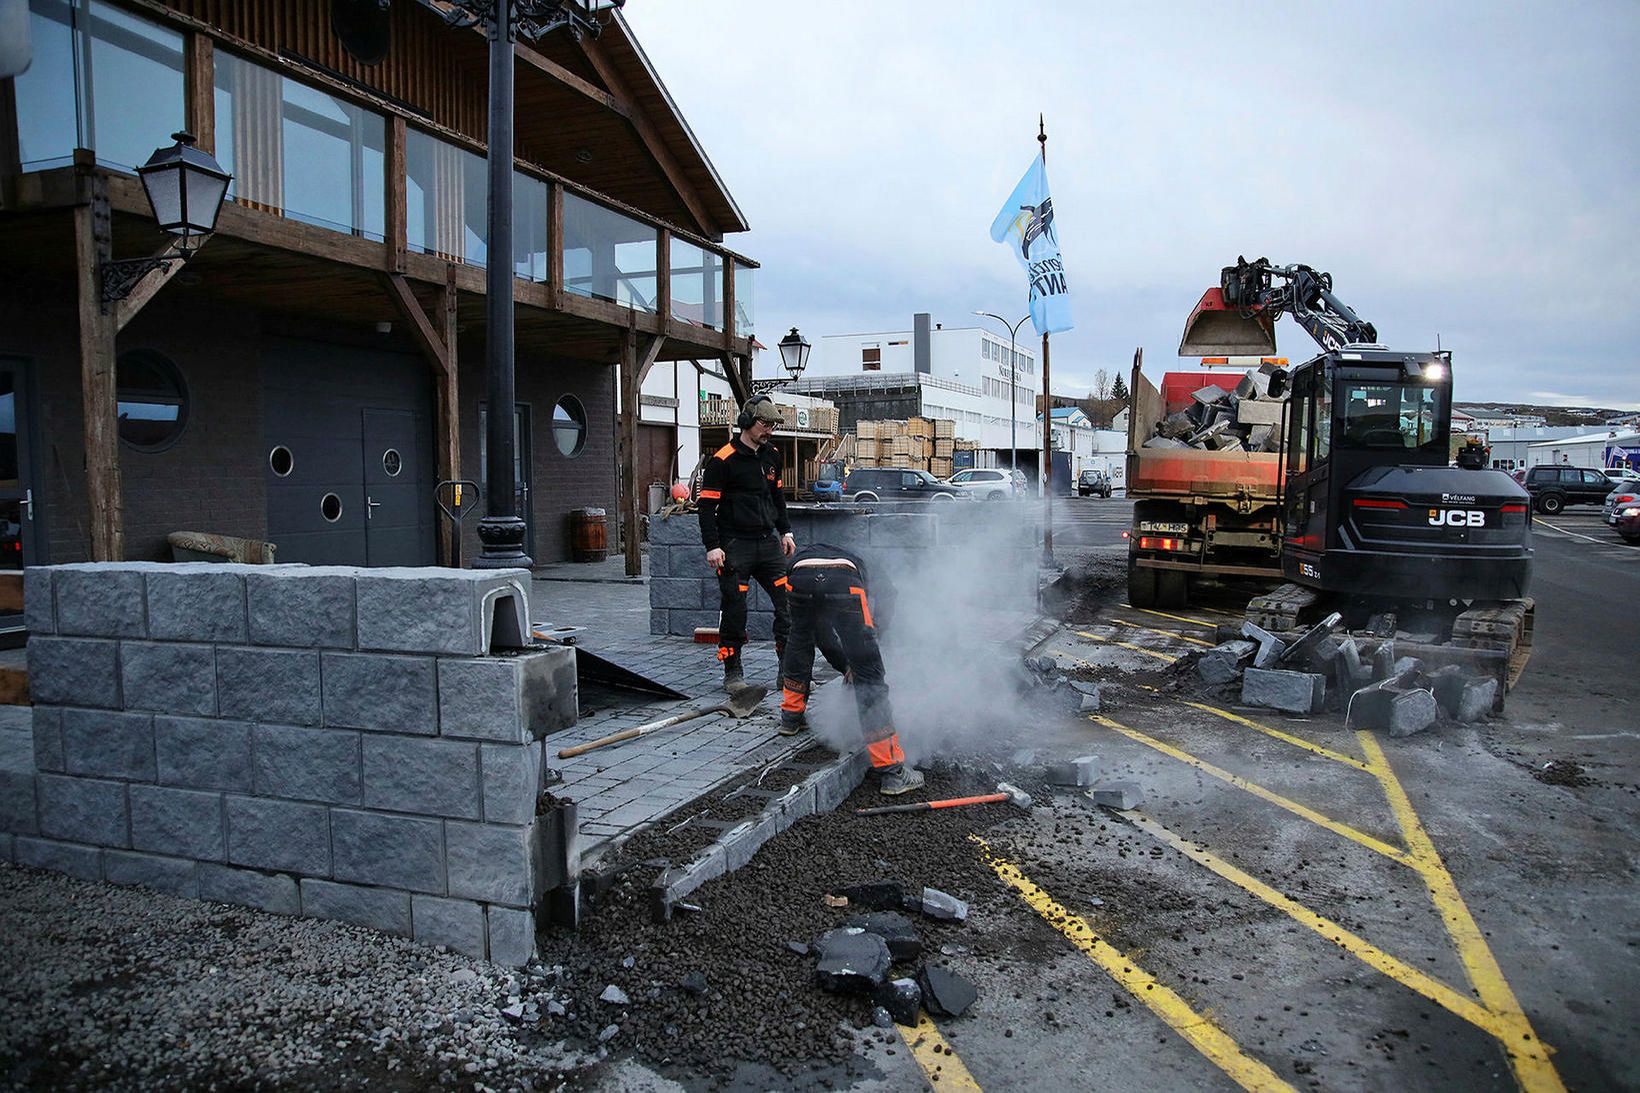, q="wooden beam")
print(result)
[112,240,193,334]
[382,272,448,373]
[656,227,671,326]
[722,258,735,351]
[184,33,215,153]
[514,43,627,117]
[548,182,565,310]
[0,77,20,209]
[620,328,665,577]
[386,116,407,274]
[75,190,123,561]
[438,267,460,563]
